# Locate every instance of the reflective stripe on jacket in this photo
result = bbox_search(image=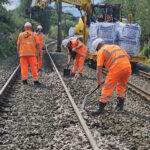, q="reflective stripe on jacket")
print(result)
[70,40,87,58]
[18,31,37,57]
[38,33,45,48]
[97,45,130,70]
